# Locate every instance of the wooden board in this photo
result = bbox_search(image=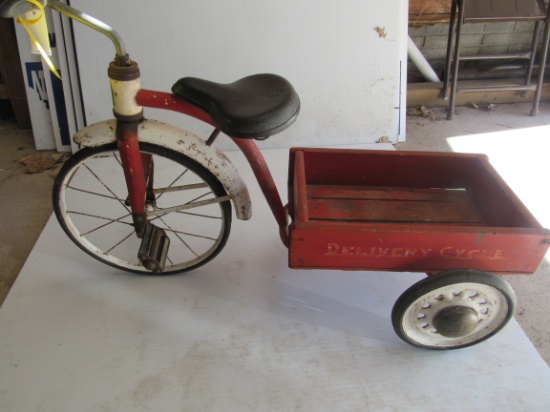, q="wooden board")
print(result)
[307,186,486,225]
[407,80,550,108]
[288,148,550,273]
[409,0,451,25]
